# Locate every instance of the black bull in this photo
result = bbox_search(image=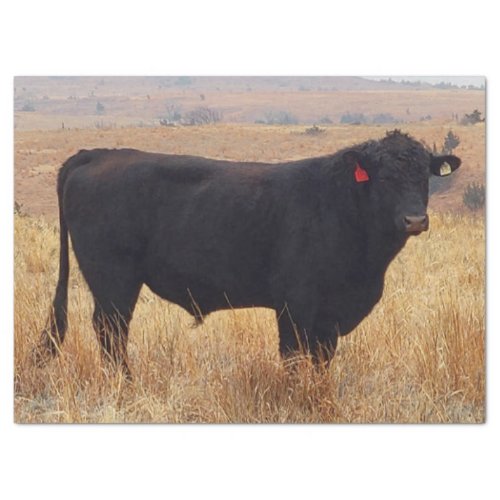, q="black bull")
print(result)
[38,130,461,376]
